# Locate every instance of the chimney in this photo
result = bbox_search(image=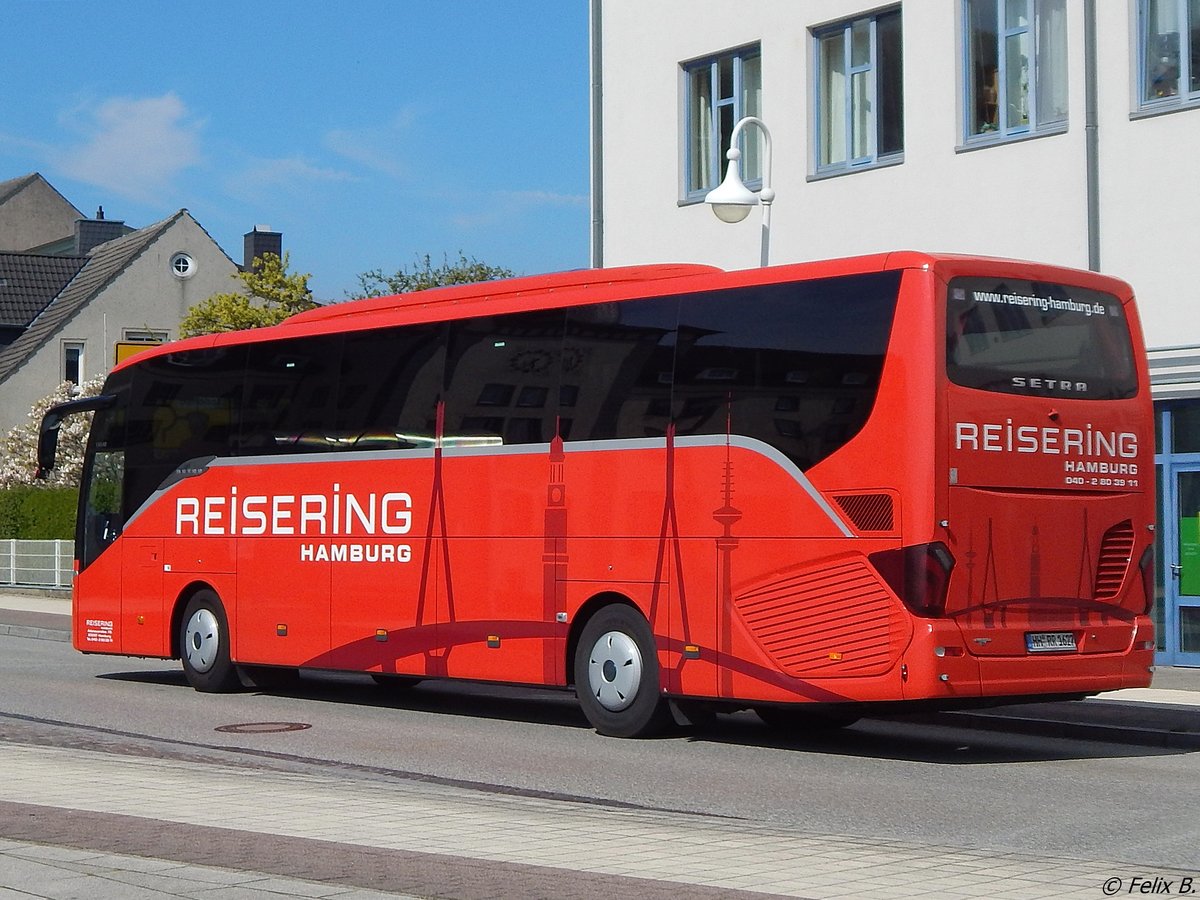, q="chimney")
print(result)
[243,225,282,272]
[74,209,127,255]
